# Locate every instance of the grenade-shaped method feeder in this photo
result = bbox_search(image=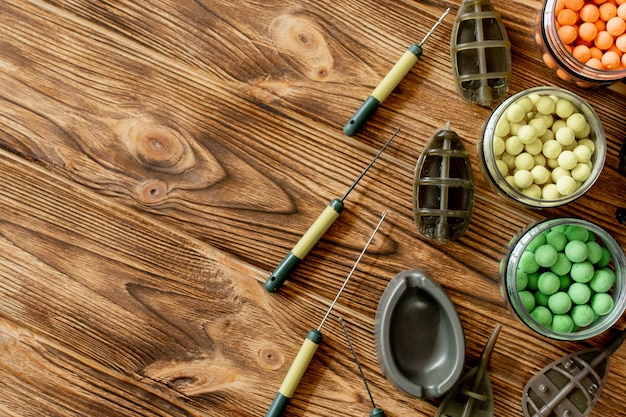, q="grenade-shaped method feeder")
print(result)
[451,0,511,107]
[413,123,474,242]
